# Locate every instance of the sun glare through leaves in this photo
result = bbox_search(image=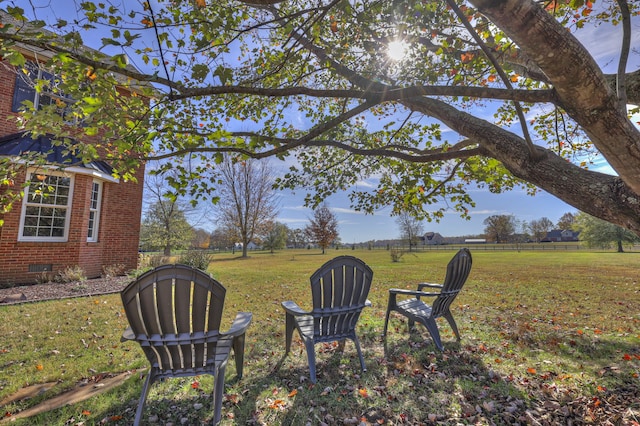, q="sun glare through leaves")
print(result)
[387,40,408,61]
